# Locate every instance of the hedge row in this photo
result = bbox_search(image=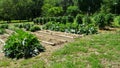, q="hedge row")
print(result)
[33,16,74,25]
